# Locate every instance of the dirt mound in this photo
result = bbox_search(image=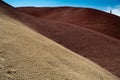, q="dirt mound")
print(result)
[1,1,120,80]
[1,1,120,77]
[17,7,120,39]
